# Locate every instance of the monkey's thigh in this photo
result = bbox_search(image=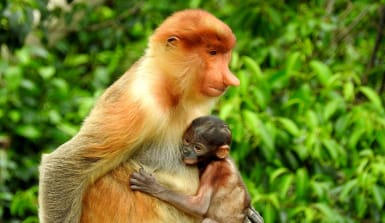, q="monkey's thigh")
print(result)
[81,164,199,223]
